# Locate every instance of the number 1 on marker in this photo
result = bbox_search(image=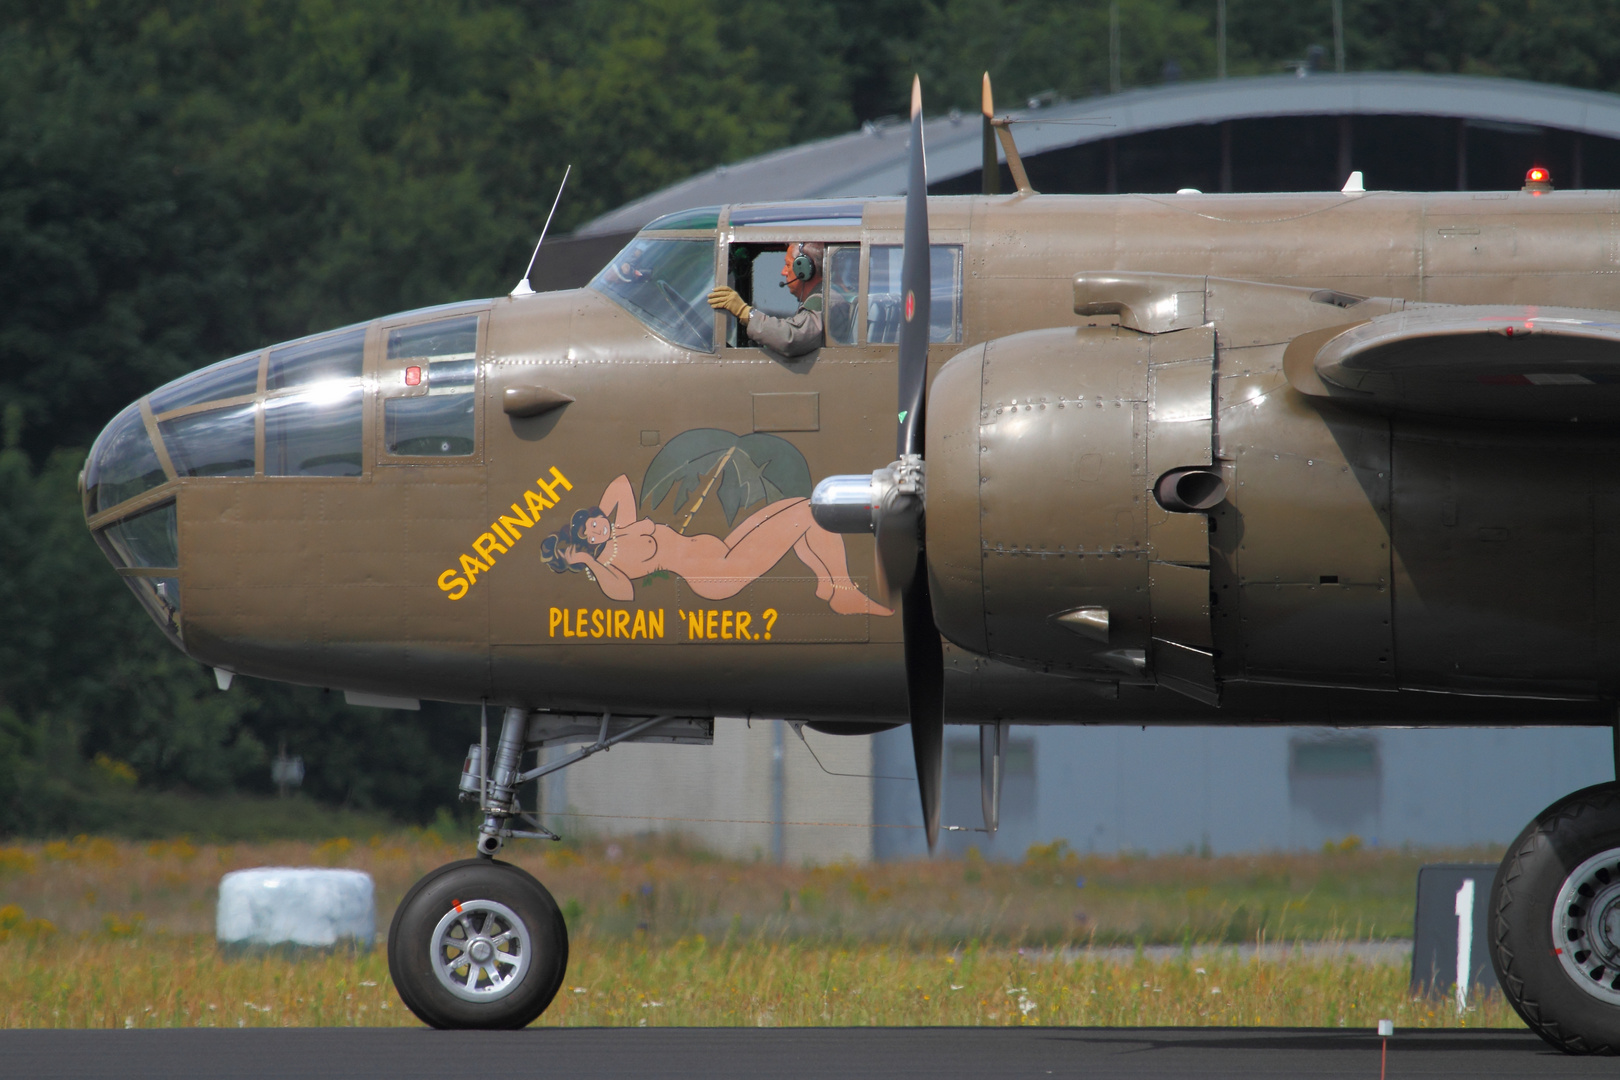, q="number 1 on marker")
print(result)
[1455,878,1475,1013]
